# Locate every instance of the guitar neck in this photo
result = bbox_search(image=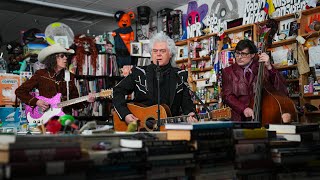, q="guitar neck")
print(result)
[160,113,209,125]
[57,92,100,108]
